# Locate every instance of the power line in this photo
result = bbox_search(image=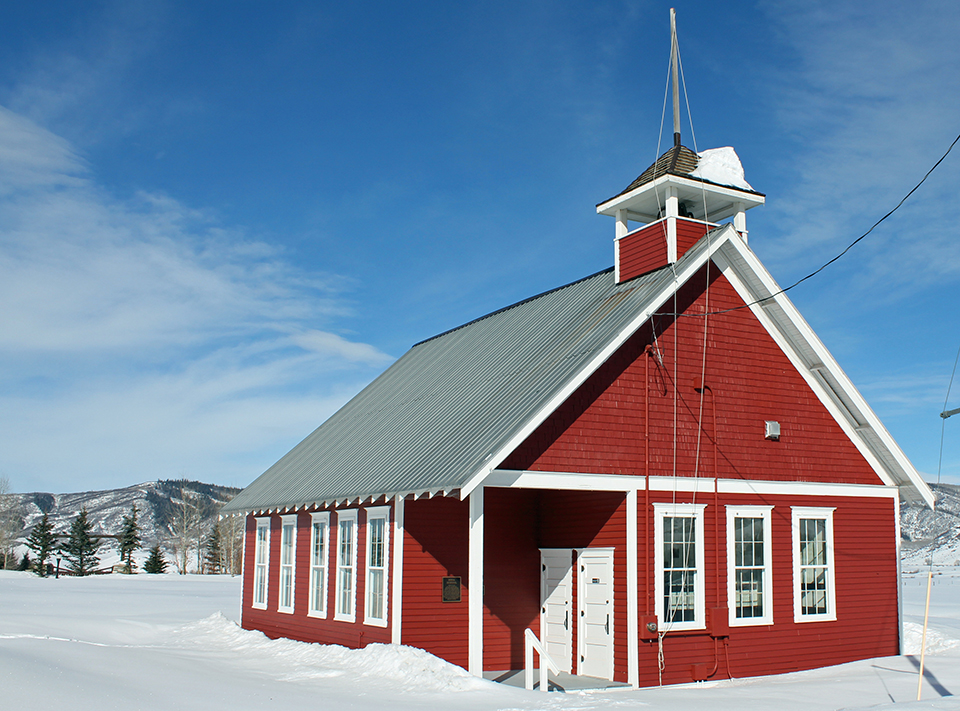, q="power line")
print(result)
[666,131,960,318]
